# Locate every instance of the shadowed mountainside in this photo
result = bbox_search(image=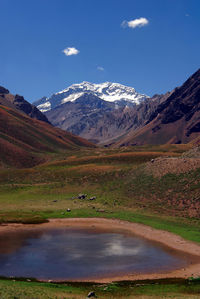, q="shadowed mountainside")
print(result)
[115,69,200,146]
[0,86,50,124]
